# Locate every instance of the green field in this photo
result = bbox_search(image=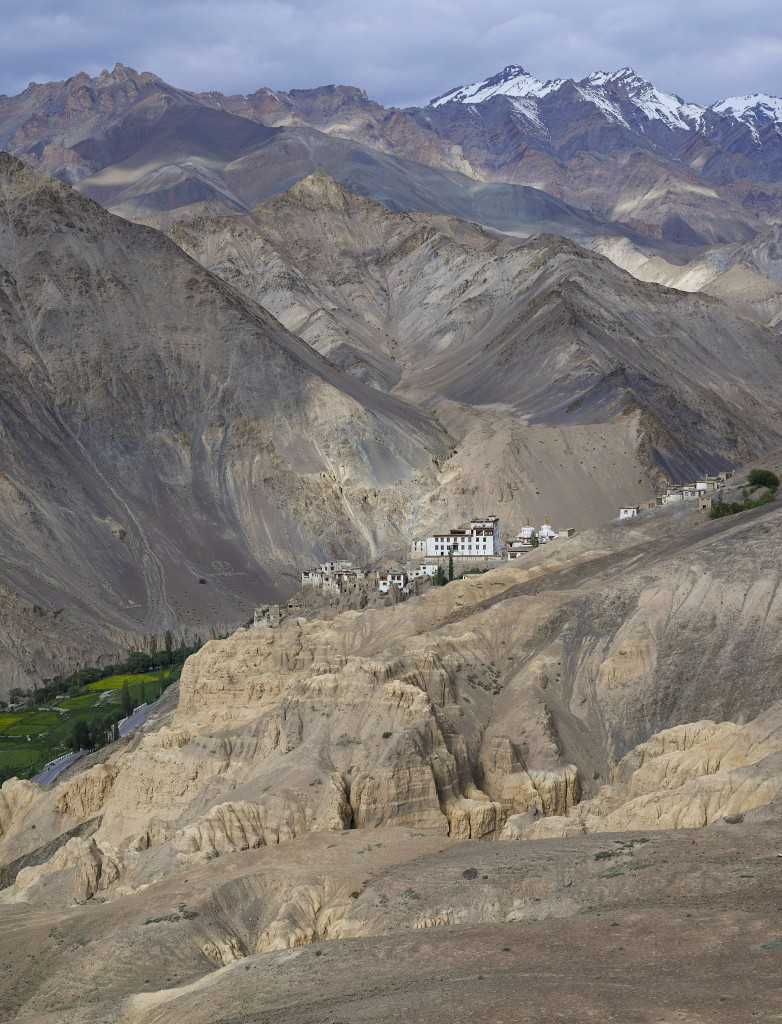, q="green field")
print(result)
[0,710,60,736]
[85,671,168,691]
[0,669,172,783]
